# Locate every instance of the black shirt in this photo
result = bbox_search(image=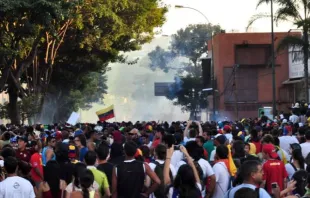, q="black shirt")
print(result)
[97,163,114,190]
